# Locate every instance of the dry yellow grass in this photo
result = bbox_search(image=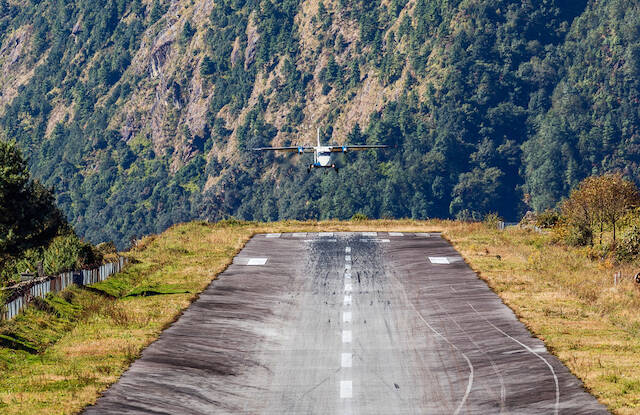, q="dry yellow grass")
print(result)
[0,219,639,413]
